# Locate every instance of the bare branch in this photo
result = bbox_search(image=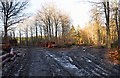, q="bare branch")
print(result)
[0,0,28,38]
